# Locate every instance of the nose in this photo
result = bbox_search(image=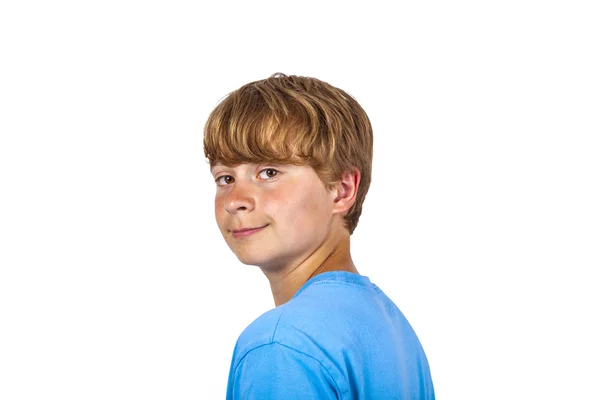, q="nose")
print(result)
[223,182,255,214]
